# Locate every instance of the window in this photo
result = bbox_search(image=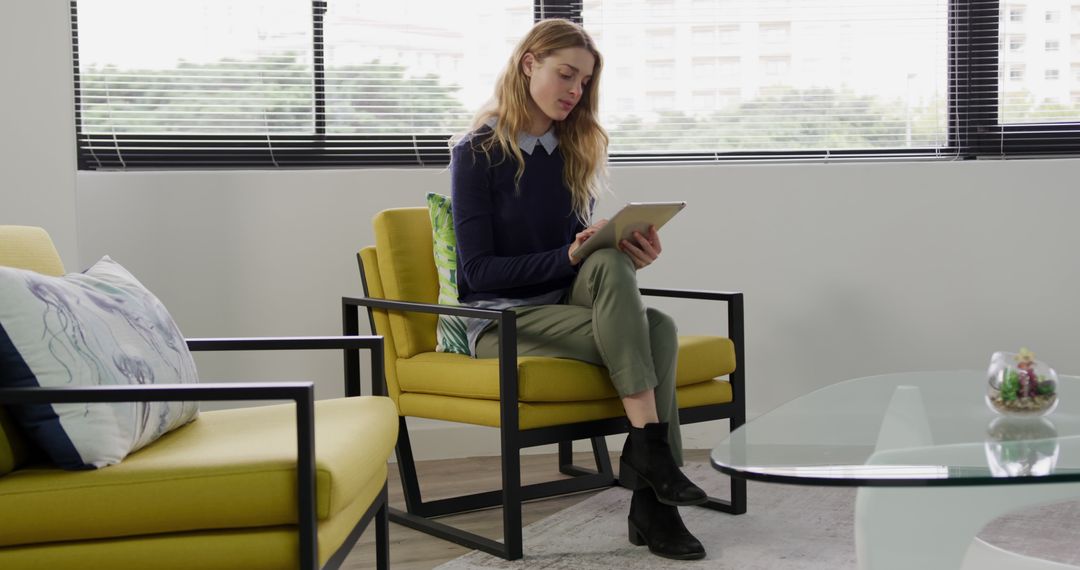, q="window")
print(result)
[646,91,676,111]
[69,0,1080,169]
[692,90,717,111]
[691,57,719,77]
[73,0,535,168]
[990,0,1080,152]
[691,25,718,47]
[646,28,676,50]
[760,56,790,83]
[584,0,949,155]
[759,22,791,47]
[648,59,676,80]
